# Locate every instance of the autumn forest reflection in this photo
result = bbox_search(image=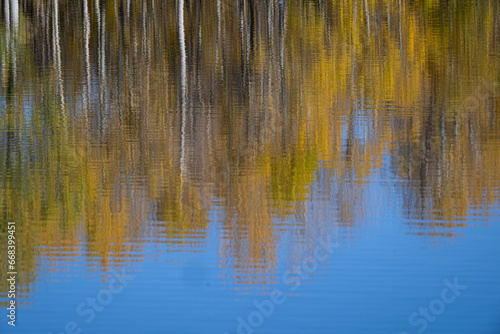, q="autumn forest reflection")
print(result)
[1,0,500,305]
